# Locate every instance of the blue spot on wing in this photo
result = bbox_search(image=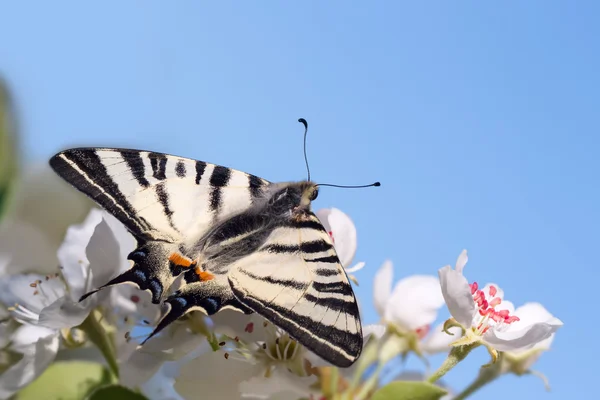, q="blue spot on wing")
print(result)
[148,279,163,302]
[133,269,147,282]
